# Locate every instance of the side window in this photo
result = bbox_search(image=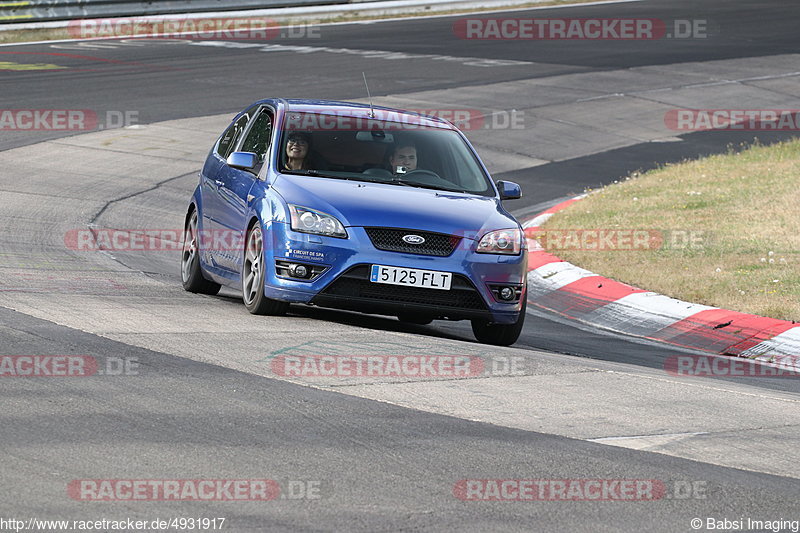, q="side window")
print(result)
[240,108,273,163]
[216,106,257,159]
